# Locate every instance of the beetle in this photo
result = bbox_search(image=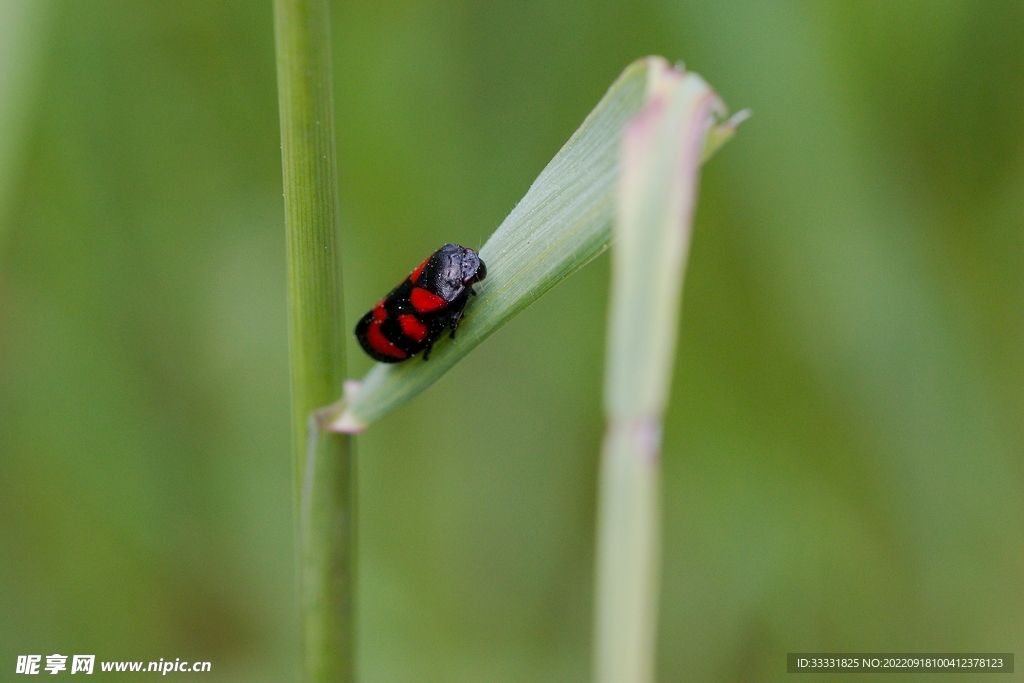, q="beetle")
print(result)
[355,244,487,363]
